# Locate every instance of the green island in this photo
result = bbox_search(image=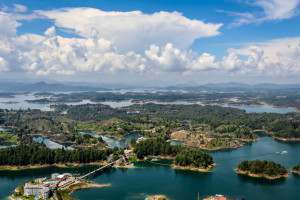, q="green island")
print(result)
[146,195,168,200]
[236,160,289,179]
[291,163,300,175]
[23,87,300,111]
[132,139,214,171]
